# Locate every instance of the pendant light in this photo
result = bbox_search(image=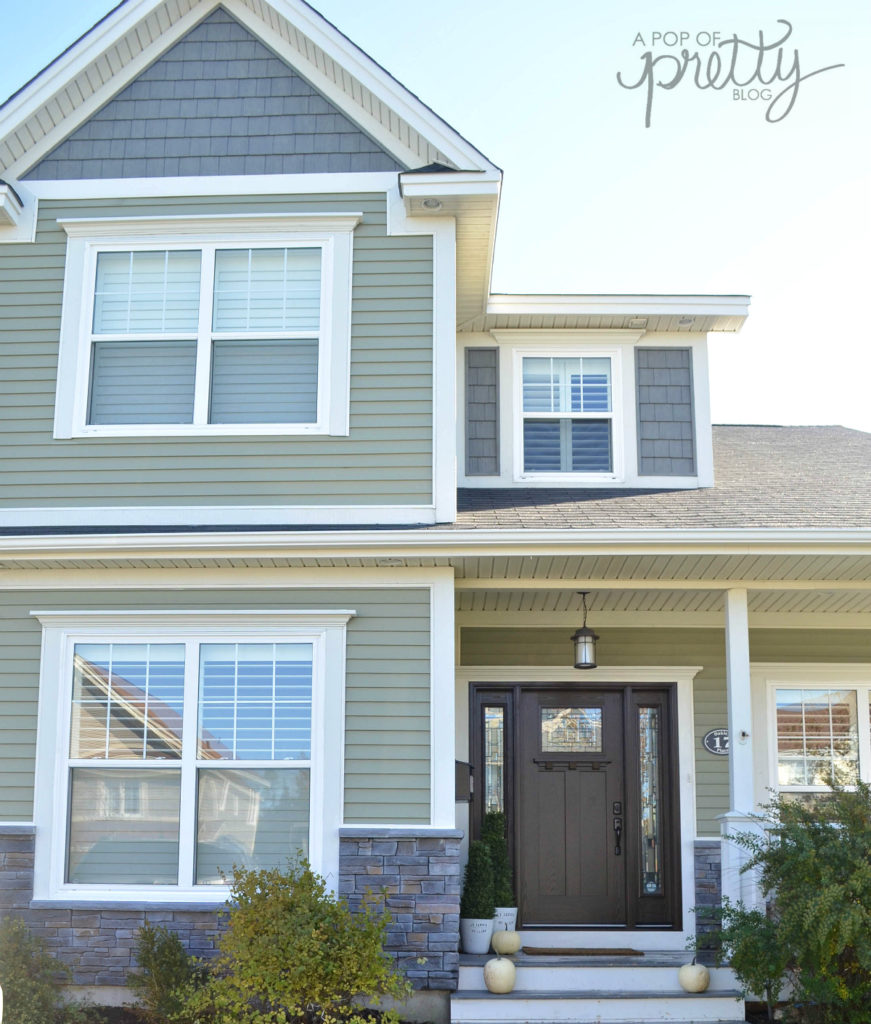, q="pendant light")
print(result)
[571,591,598,670]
